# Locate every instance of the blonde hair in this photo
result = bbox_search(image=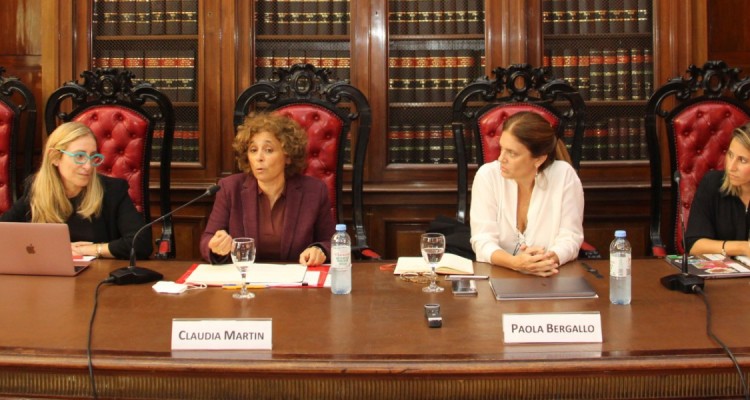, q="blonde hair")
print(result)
[30,122,104,223]
[721,122,750,197]
[233,112,308,176]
